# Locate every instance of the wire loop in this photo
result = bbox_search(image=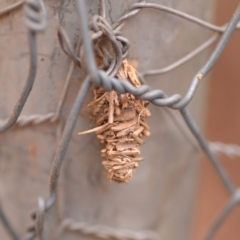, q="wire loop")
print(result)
[1,0,240,240]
